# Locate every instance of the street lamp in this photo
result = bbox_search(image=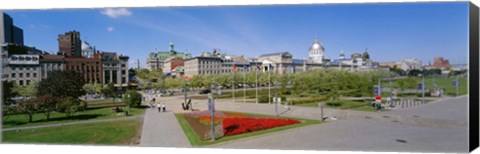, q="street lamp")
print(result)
[418,73,425,104]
